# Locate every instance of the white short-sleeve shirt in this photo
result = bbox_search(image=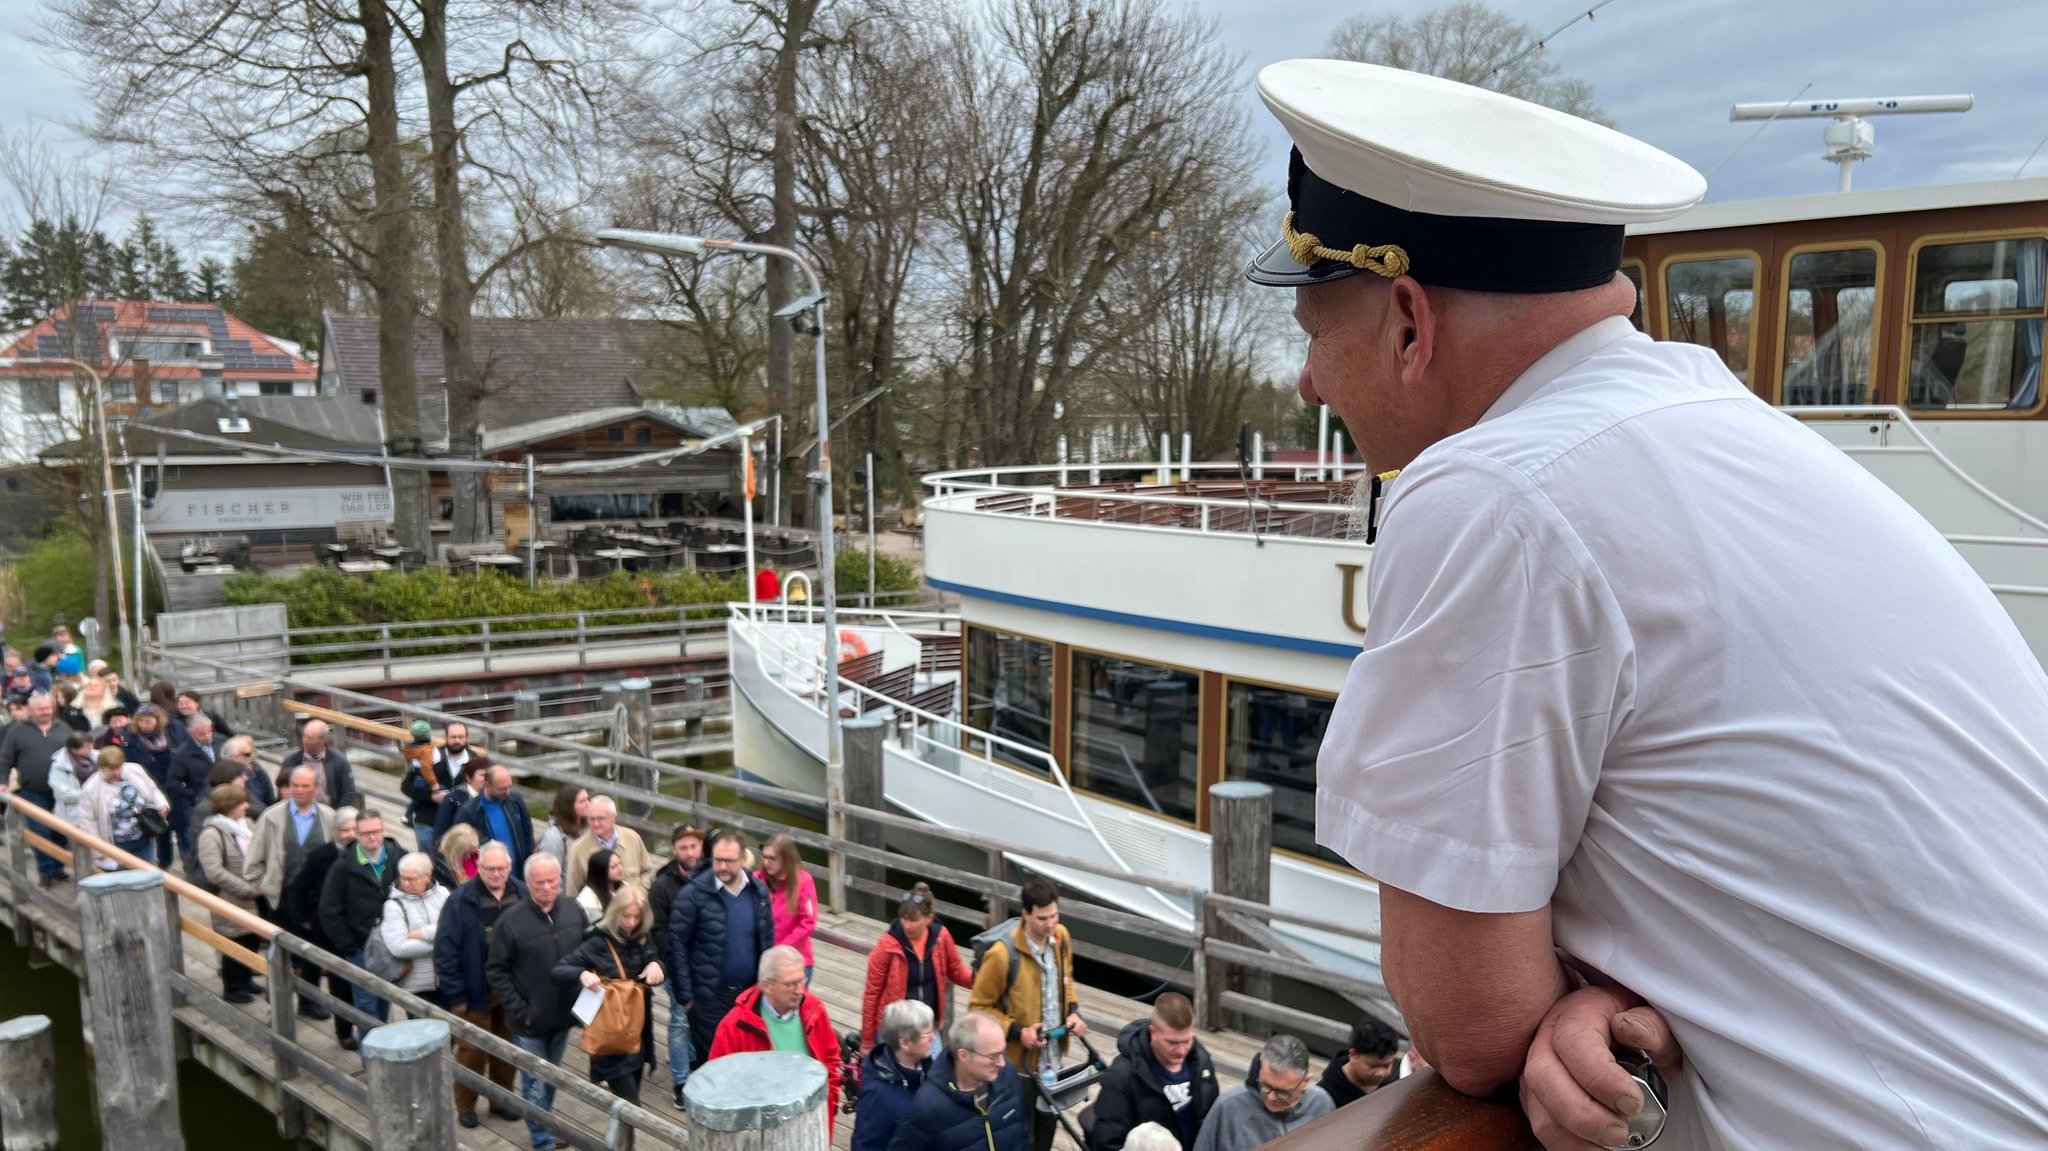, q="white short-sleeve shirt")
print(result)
[1318,316,2048,1149]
